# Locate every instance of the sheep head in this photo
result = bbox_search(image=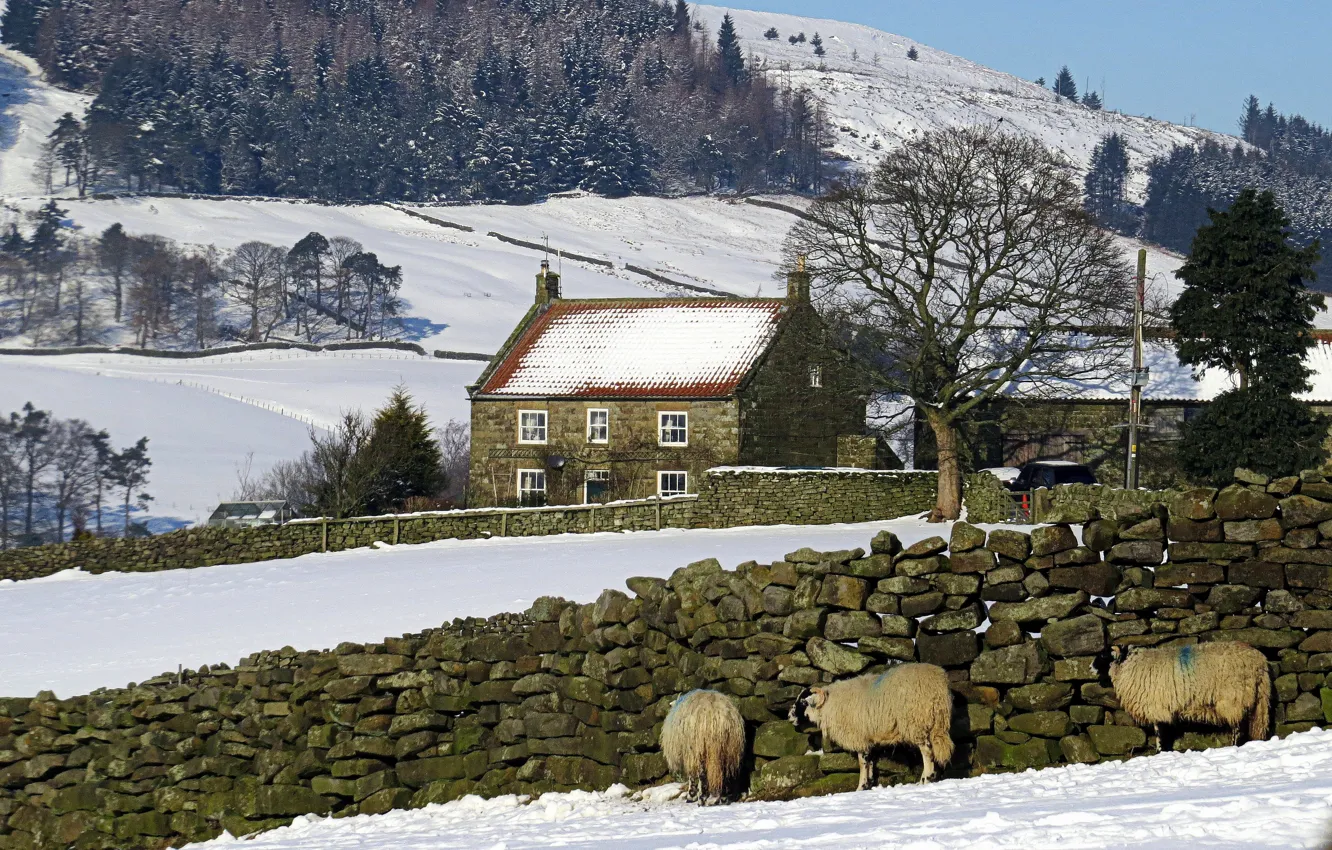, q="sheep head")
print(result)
[788,687,828,727]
